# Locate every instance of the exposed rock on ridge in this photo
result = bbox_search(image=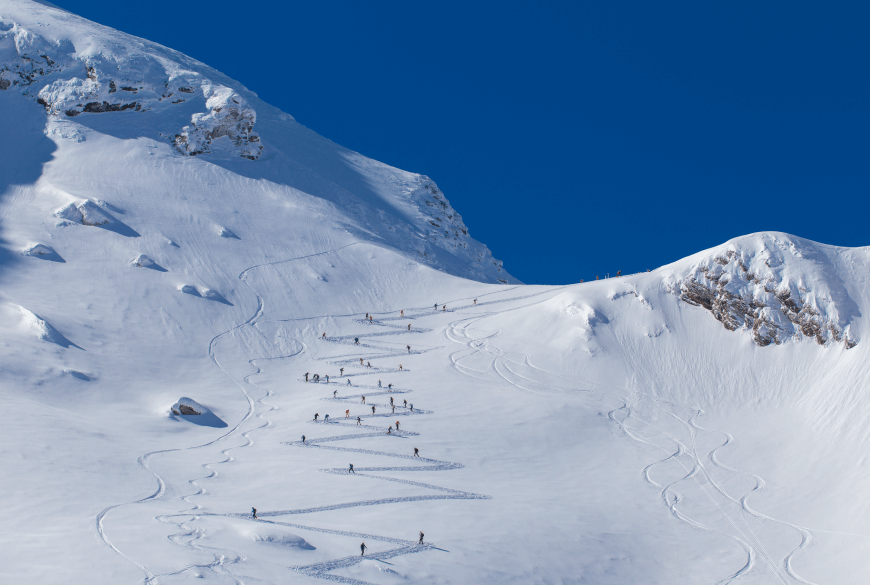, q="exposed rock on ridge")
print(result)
[668,234,858,348]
